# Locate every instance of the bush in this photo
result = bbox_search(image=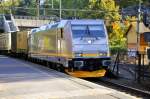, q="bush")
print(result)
[110,46,127,55]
